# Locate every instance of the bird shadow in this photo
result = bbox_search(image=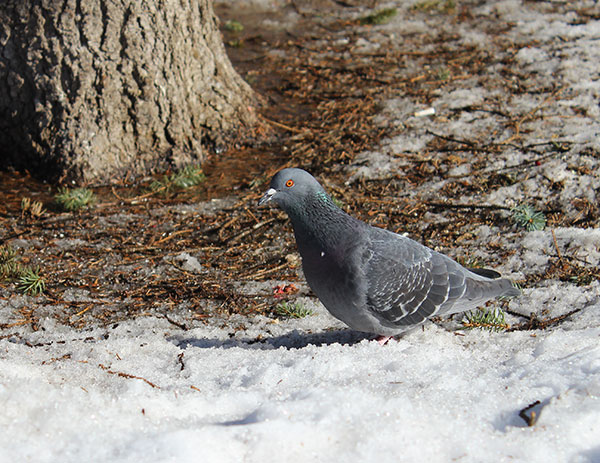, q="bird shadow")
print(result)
[578,445,600,463]
[170,329,374,350]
